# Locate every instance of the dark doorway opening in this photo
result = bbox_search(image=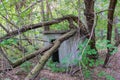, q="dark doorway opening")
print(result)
[51,39,59,63]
